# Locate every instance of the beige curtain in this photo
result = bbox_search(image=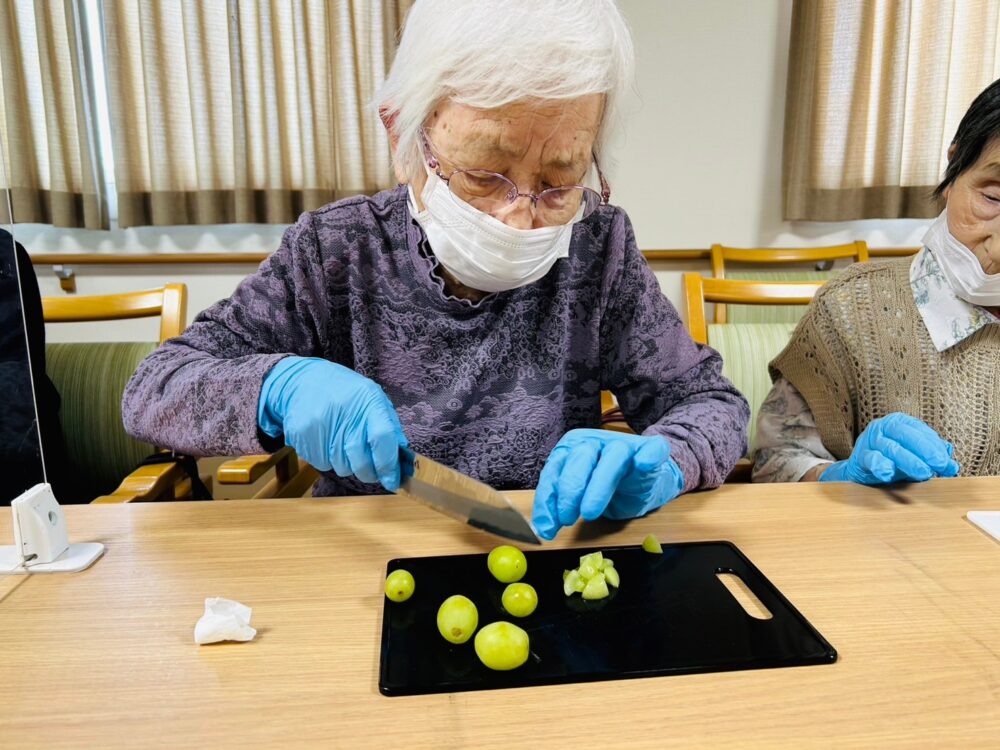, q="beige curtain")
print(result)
[784,0,1000,221]
[0,0,108,229]
[104,0,410,228]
